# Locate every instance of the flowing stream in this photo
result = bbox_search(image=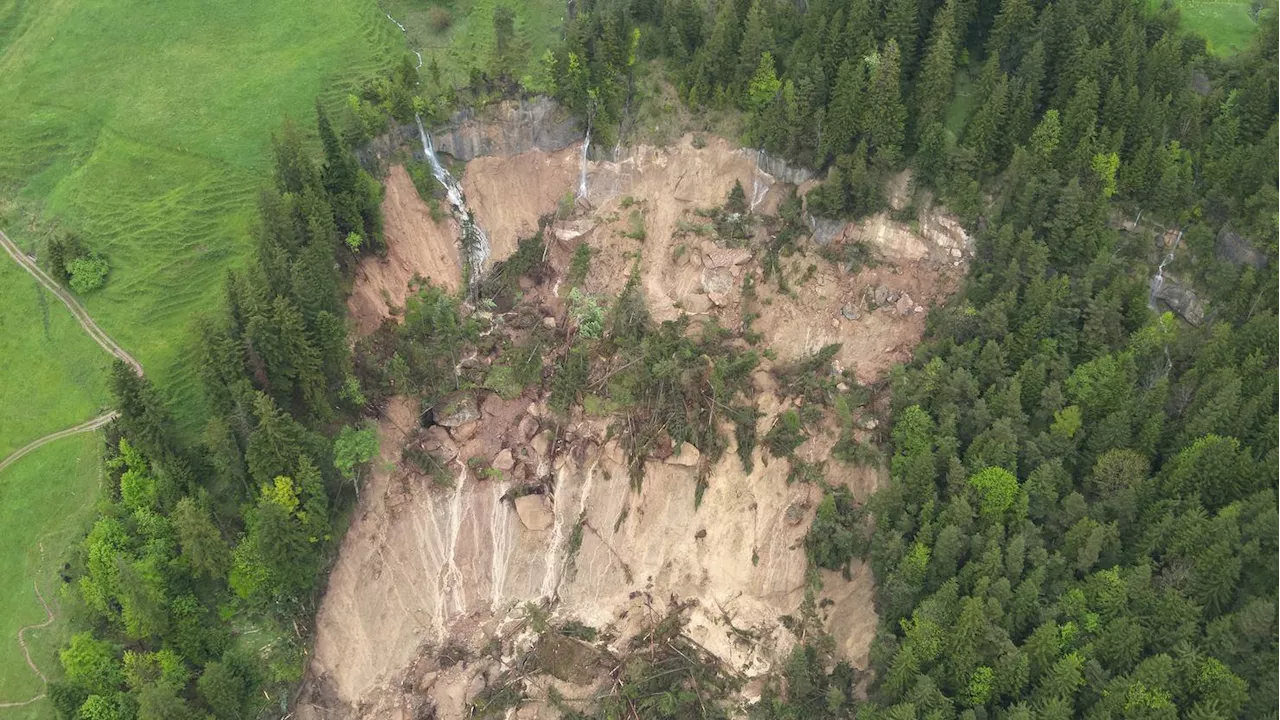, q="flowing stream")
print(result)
[414,116,491,289]
[1148,228,1183,309]
[386,11,490,287]
[577,126,591,199]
